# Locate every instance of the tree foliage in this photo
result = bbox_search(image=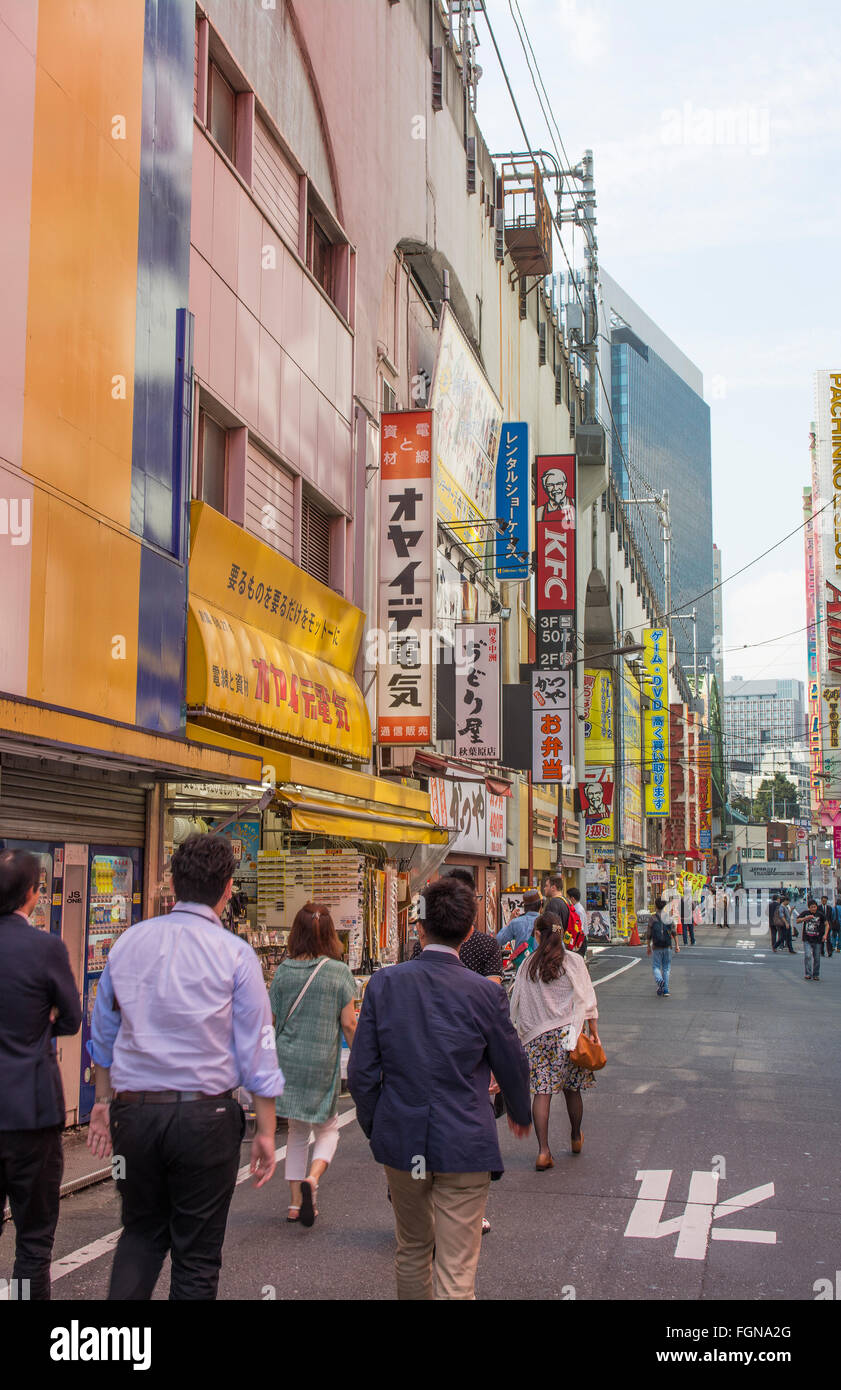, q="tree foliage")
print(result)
[752,773,800,823]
